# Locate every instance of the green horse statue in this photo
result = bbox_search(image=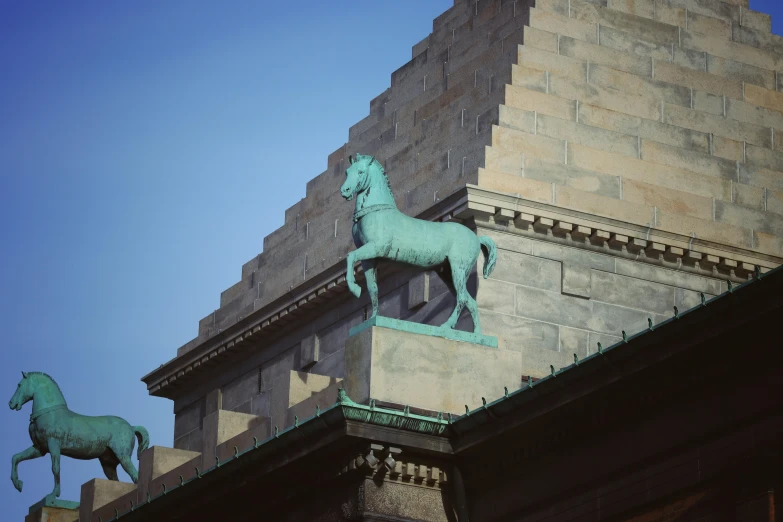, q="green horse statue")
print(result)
[340,154,497,334]
[9,372,149,502]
